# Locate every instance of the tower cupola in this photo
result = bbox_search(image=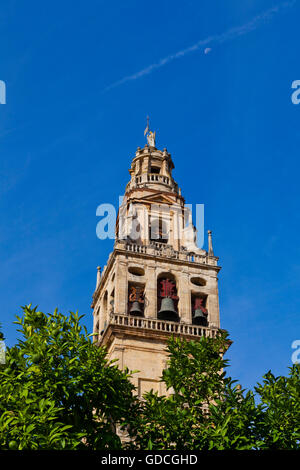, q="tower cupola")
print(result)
[92,124,223,398]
